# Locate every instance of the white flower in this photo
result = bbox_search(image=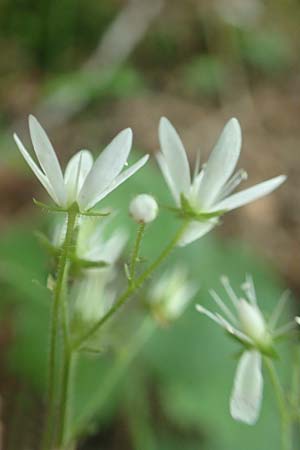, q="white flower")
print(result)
[72,271,116,327]
[148,266,197,323]
[76,217,127,266]
[129,194,158,224]
[157,117,286,246]
[72,222,127,328]
[196,275,297,424]
[14,115,149,211]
